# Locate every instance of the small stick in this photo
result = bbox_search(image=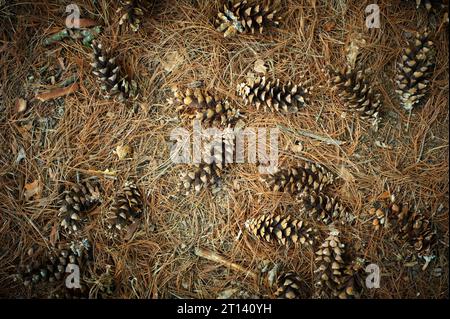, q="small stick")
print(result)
[194,247,258,281]
[35,83,79,102]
